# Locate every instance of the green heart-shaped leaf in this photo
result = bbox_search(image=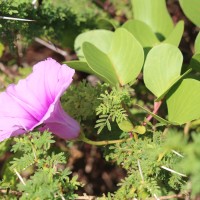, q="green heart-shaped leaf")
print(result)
[74,30,114,60]
[123,19,159,47]
[143,44,188,100]
[82,28,144,86]
[179,0,200,26]
[167,78,200,124]
[131,0,173,40]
